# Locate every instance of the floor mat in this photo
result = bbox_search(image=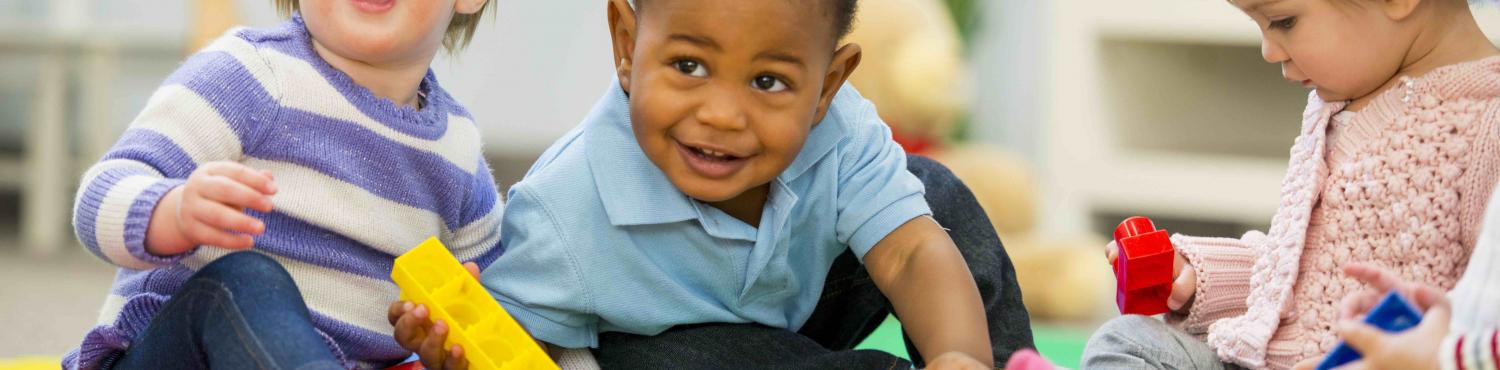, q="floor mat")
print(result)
[854,316,1089,369]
